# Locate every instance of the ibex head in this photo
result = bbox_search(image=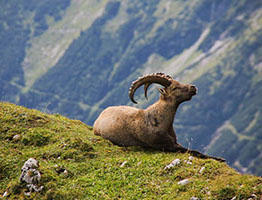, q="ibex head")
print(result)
[129,73,197,105]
